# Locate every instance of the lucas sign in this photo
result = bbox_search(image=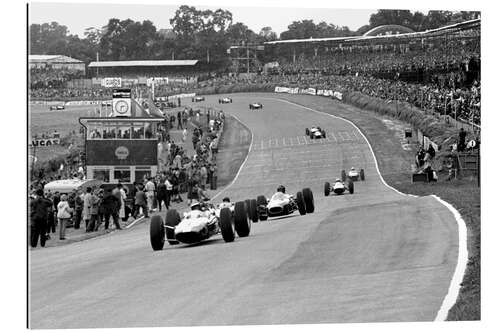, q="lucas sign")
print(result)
[102,77,122,88]
[31,138,61,147]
